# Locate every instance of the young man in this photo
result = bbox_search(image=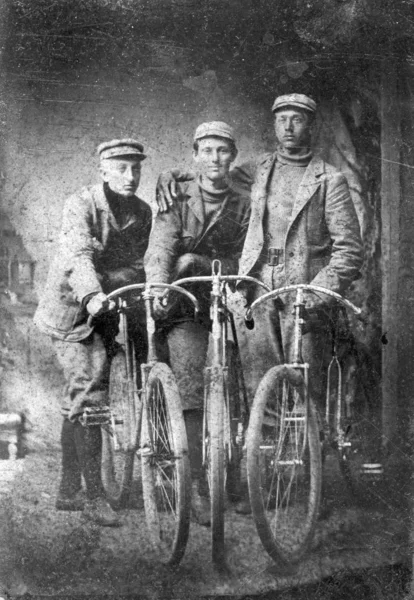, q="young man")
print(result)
[144,122,251,526]
[34,139,152,526]
[238,94,363,375]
